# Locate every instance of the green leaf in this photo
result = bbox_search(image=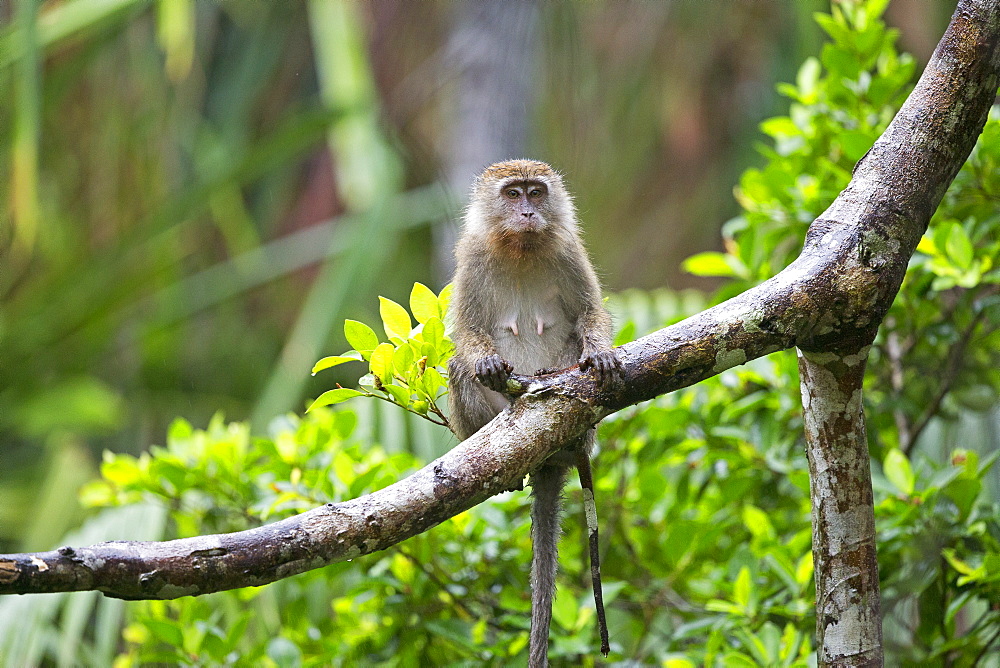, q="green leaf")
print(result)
[438,282,454,314]
[311,354,361,375]
[814,12,851,46]
[379,296,413,340]
[682,252,740,278]
[945,223,974,270]
[383,384,410,406]
[421,366,447,396]
[344,319,379,354]
[796,57,821,97]
[839,130,874,162]
[421,316,445,348]
[760,116,799,139]
[370,342,396,384]
[795,552,813,586]
[307,388,363,412]
[942,548,978,577]
[943,476,980,521]
[358,373,377,390]
[866,0,891,20]
[741,505,775,540]
[392,343,415,376]
[733,566,753,612]
[915,234,937,256]
[883,448,915,495]
[101,455,142,486]
[705,599,743,616]
[613,321,636,347]
[551,586,578,631]
[409,282,439,324]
